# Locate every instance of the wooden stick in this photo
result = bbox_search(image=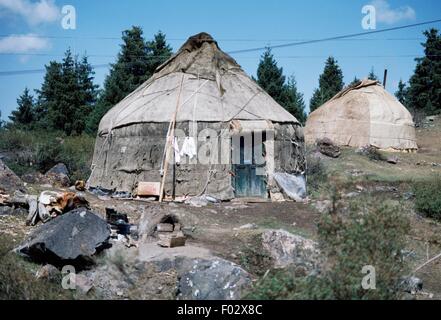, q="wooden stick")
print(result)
[414,251,441,274]
[159,74,184,202]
